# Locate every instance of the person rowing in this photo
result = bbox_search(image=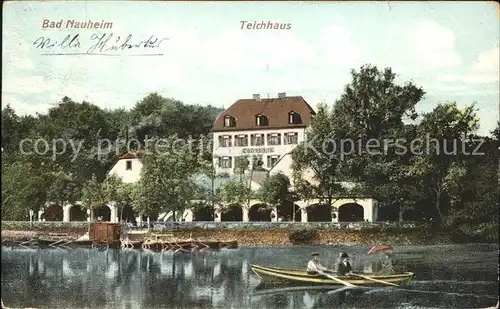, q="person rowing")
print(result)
[337,252,353,276]
[307,252,329,274]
